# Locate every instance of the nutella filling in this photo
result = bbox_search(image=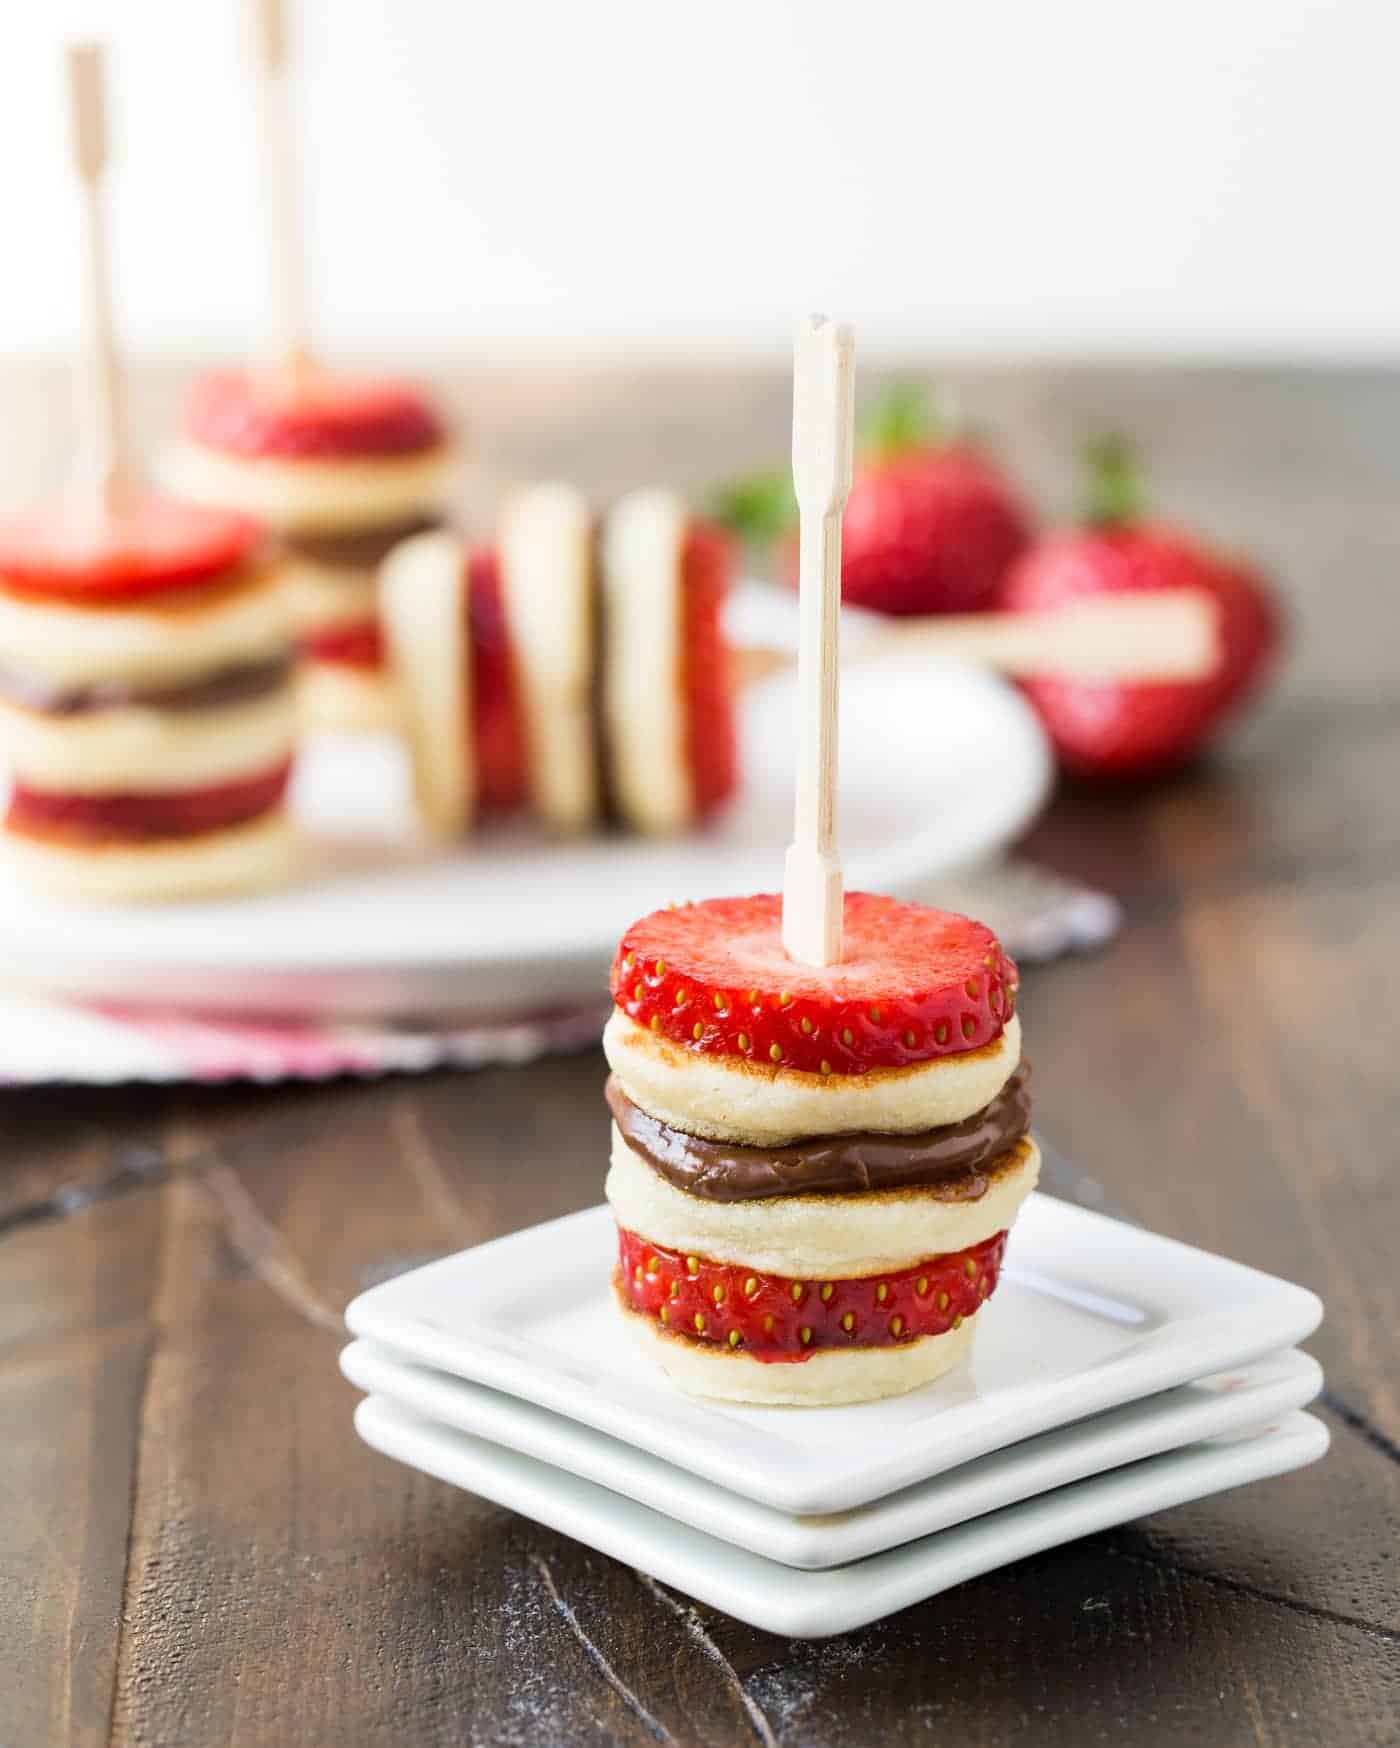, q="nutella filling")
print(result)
[0,653,294,717]
[607,1063,1031,1202]
[282,515,444,572]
